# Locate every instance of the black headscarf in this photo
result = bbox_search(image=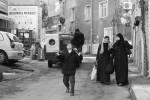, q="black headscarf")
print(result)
[116,33,124,42]
[114,33,125,47]
[75,28,80,33]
